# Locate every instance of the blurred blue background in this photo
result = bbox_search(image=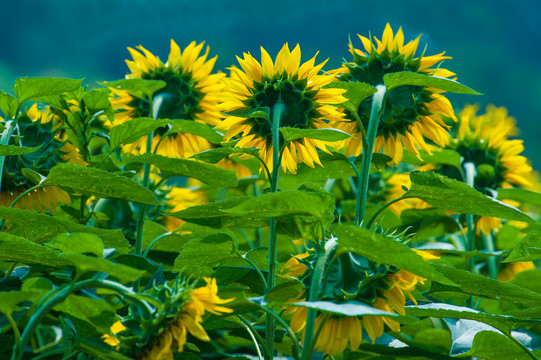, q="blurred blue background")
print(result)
[2,0,540,169]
